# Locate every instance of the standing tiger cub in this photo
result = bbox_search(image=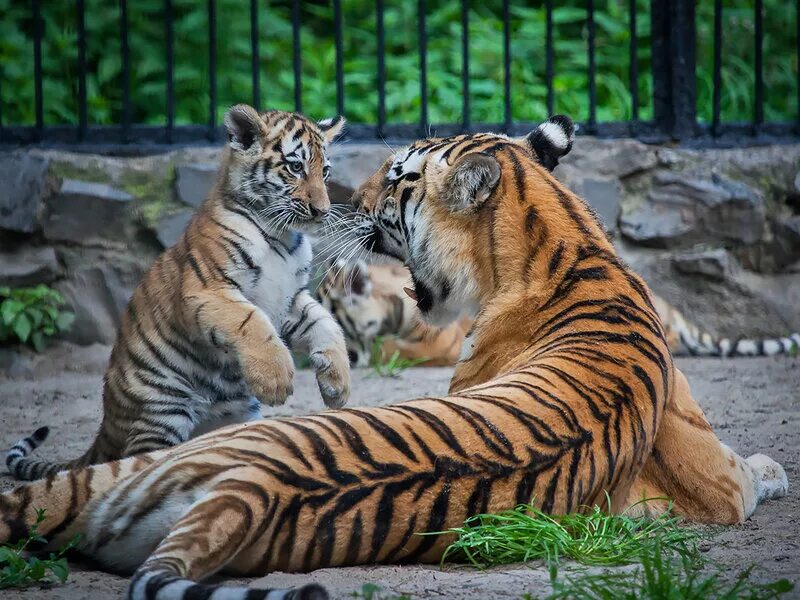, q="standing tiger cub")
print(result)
[6,105,351,480]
